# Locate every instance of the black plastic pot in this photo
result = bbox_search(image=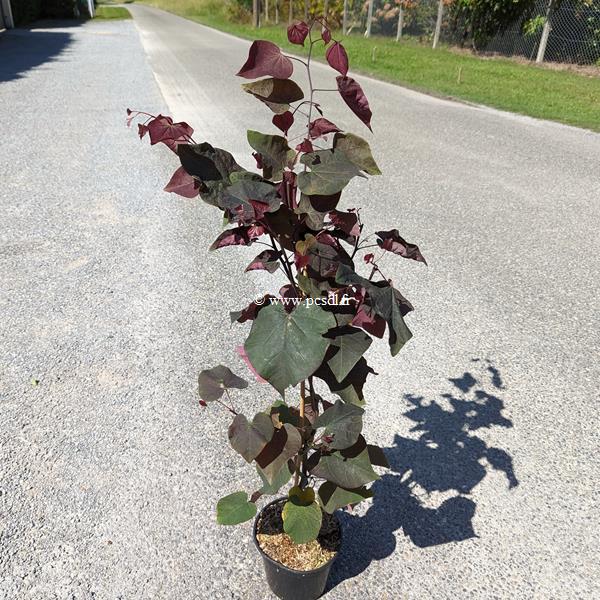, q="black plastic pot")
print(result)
[253,498,340,600]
